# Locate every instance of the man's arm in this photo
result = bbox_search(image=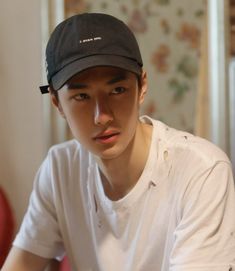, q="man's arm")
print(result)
[2,247,50,271]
